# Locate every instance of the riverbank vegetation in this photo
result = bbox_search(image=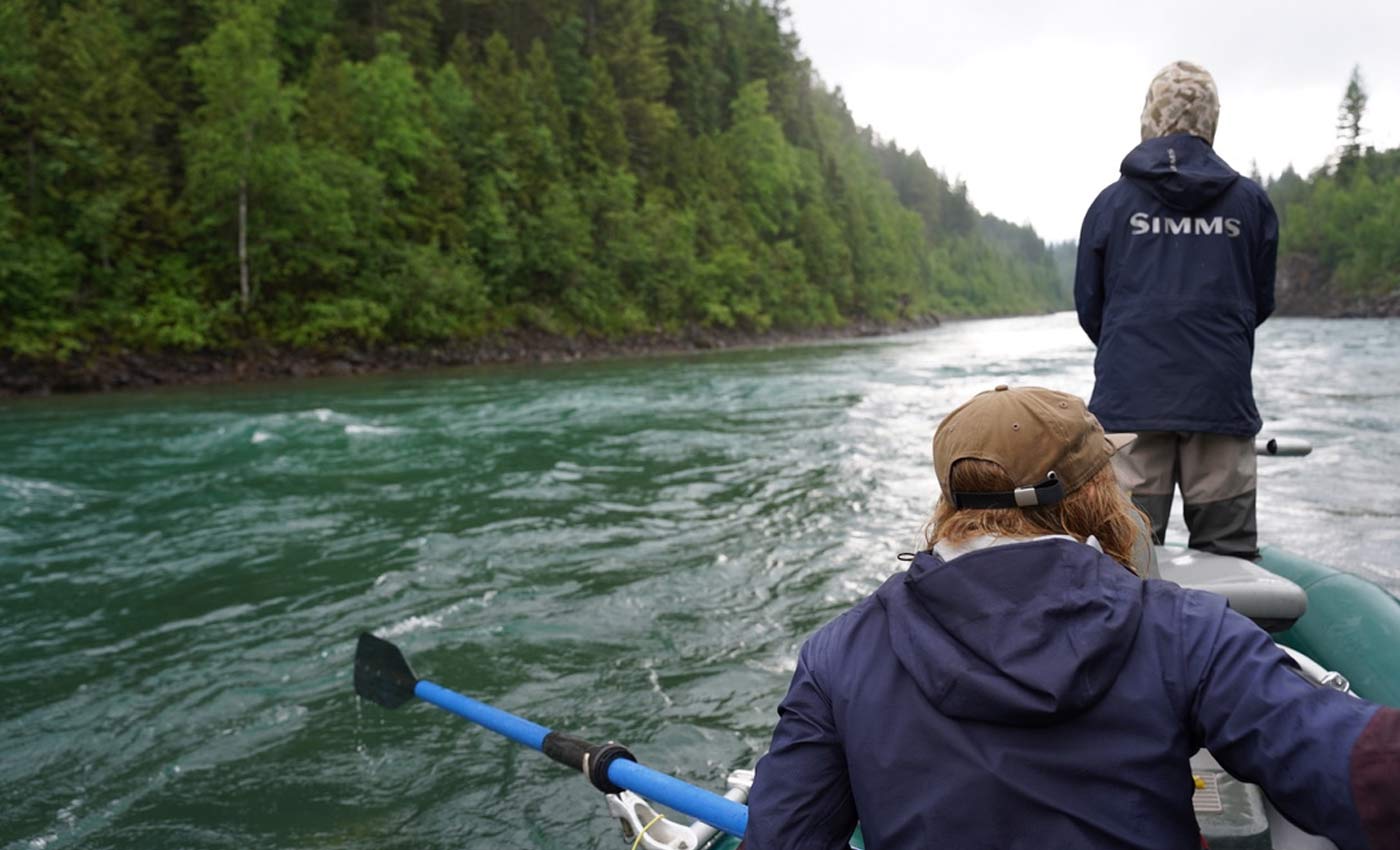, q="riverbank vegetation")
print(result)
[1267,146,1400,300]
[0,0,1064,375]
[1262,66,1400,313]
